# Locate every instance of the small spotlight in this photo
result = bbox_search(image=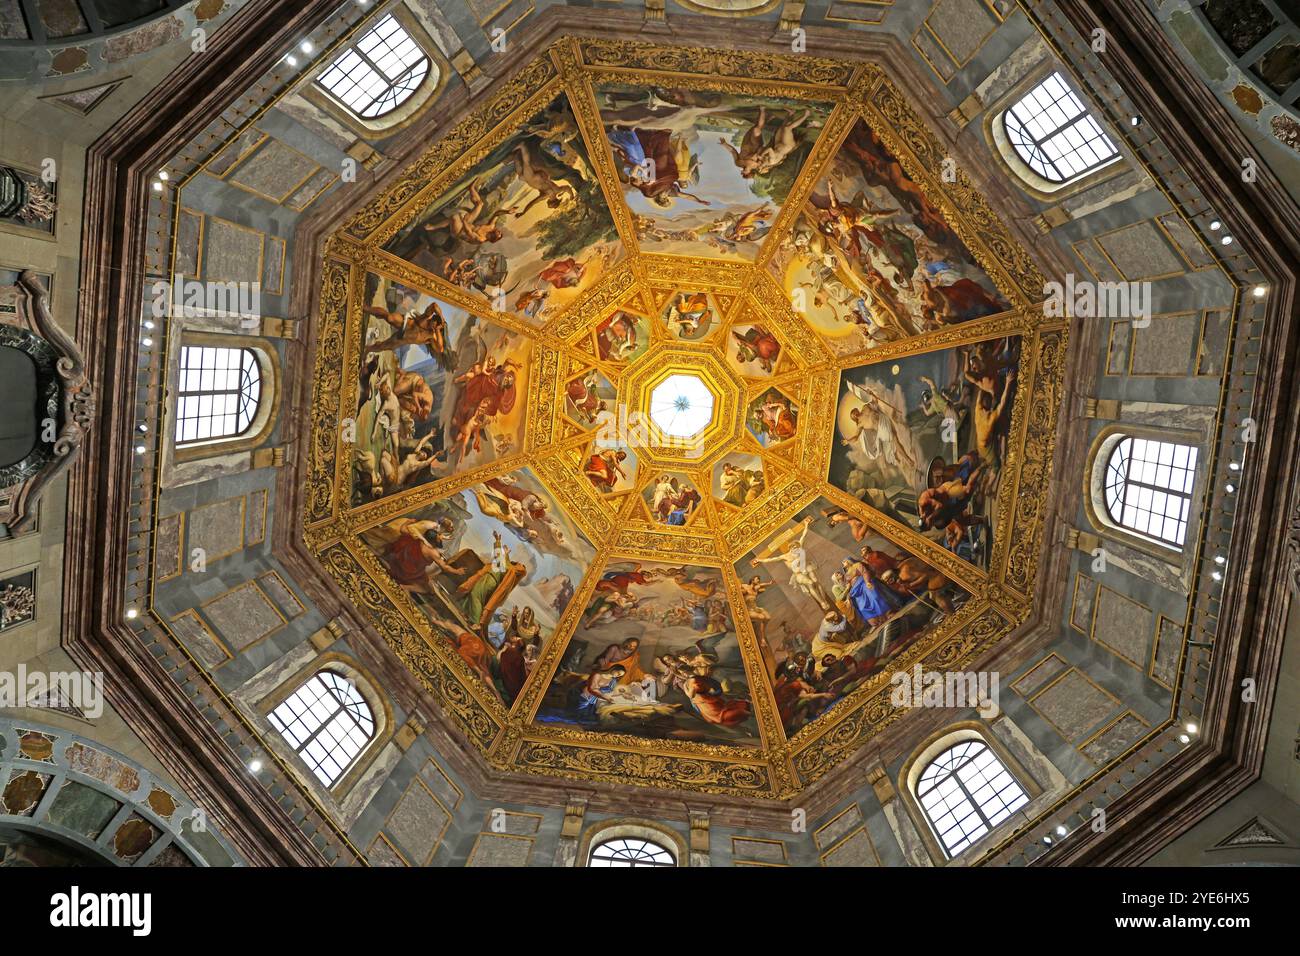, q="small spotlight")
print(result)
[1253,285,1267,297]
[1179,733,1191,744]
[126,608,139,620]
[1185,722,1198,734]
[158,170,169,181]
[1211,571,1223,582]
[300,40,313,54]
[249,760,263,773]
[1130,115,1142,126]
[143,320,155,330]
[1221,235,1233,246]
[285,54,298,66]
[1042,835,1053,845]
[1055,825,1068,836]
[134,445,146,455]
[1225,483,1236,493]
[1229,461,1240,472]
[1209,220,1221,231]
[1214,555,1226,565]
[141,337,152,347]
[137,424,148,433]
[152,181,162,192]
